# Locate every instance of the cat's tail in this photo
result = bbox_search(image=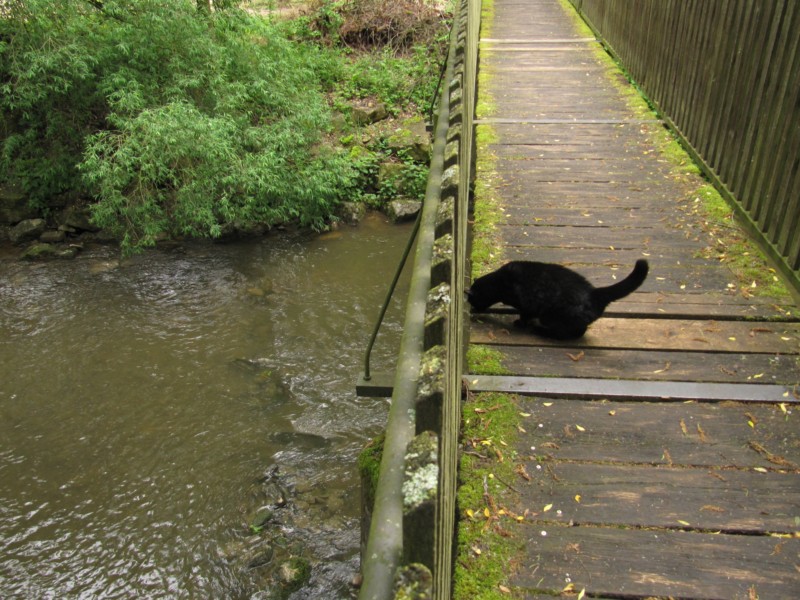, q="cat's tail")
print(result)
[592,259,649,309]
